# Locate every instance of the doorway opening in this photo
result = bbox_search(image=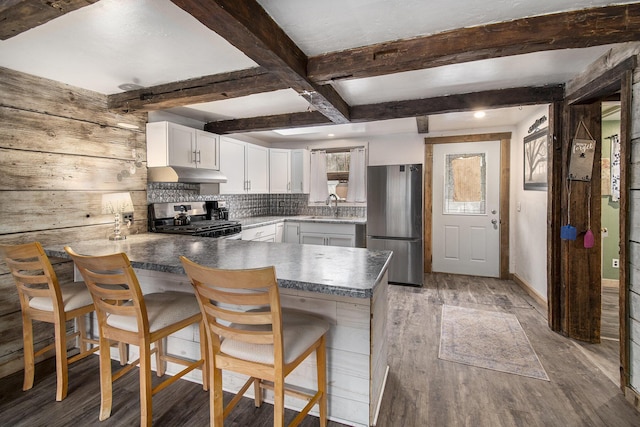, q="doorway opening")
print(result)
[600,101,622,384]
